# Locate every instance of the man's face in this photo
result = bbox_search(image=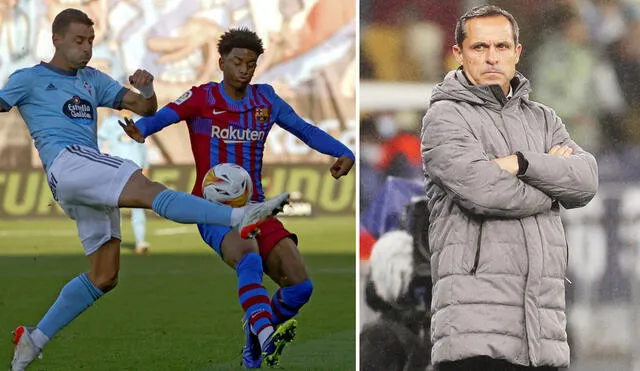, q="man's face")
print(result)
[219,48,258,91]
[453,15,521,94]
[53,22,94,70]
